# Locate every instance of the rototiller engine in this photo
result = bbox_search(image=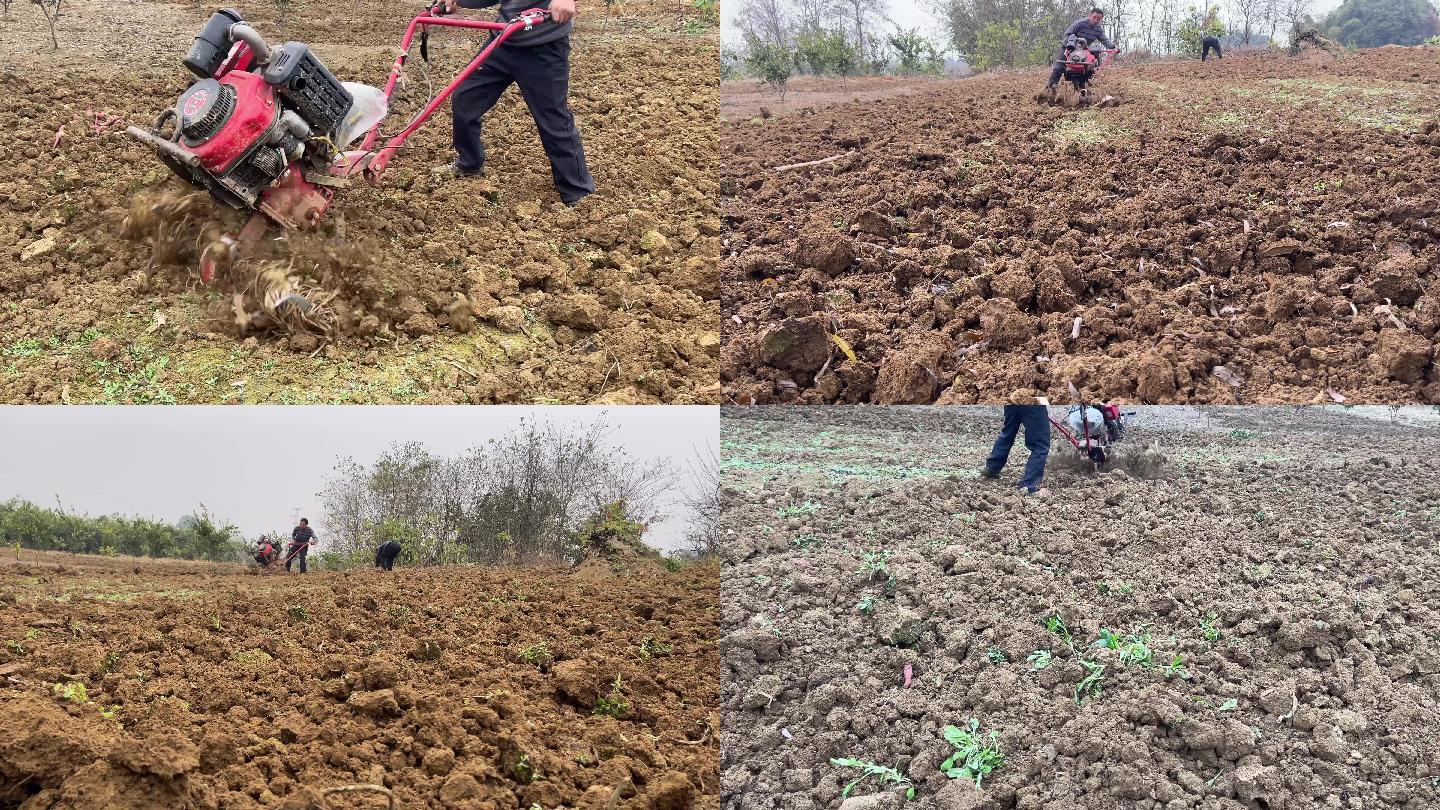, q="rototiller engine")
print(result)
[127,3,548,284]
[1050,403,1133,467]
[1042,38,1120,107]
